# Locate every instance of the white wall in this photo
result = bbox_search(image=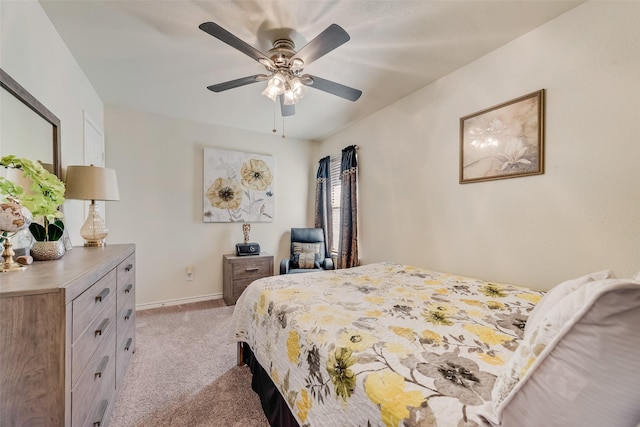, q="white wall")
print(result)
[319,1,640,290]
[105,107,315,306]
[0,0,104,245]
